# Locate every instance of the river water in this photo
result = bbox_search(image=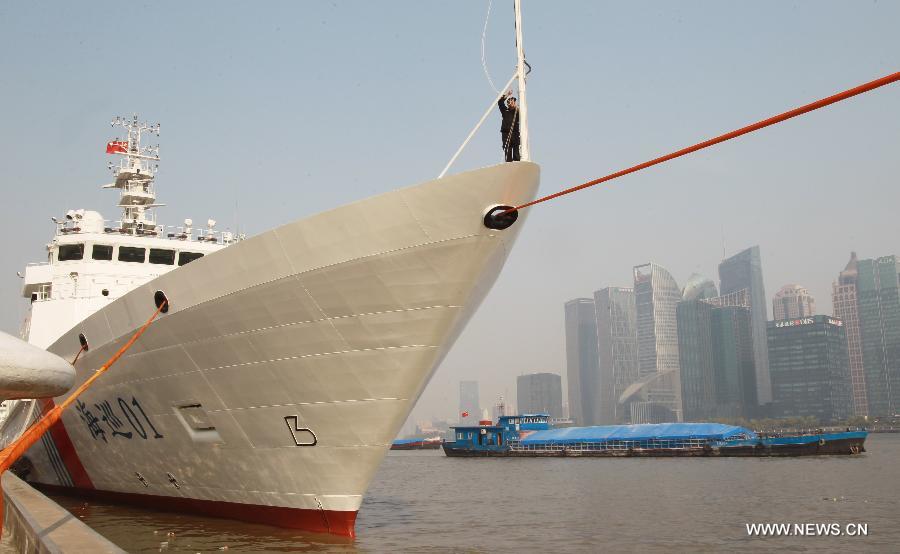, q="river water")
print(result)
[32,434,900,552]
